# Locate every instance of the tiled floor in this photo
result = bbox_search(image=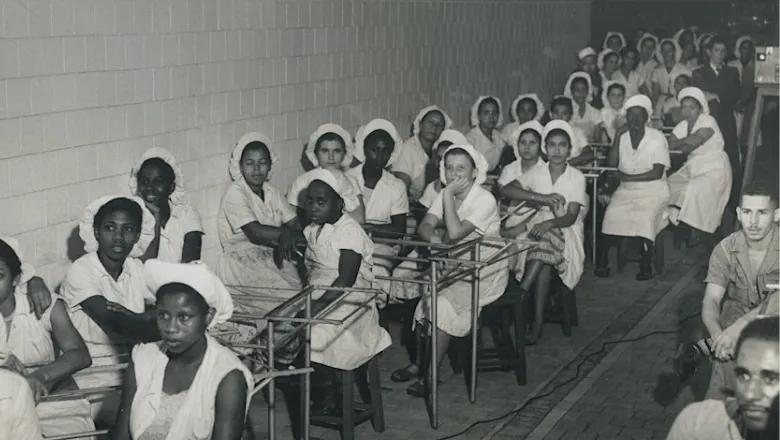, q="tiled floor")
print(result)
[250,232,713,440]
